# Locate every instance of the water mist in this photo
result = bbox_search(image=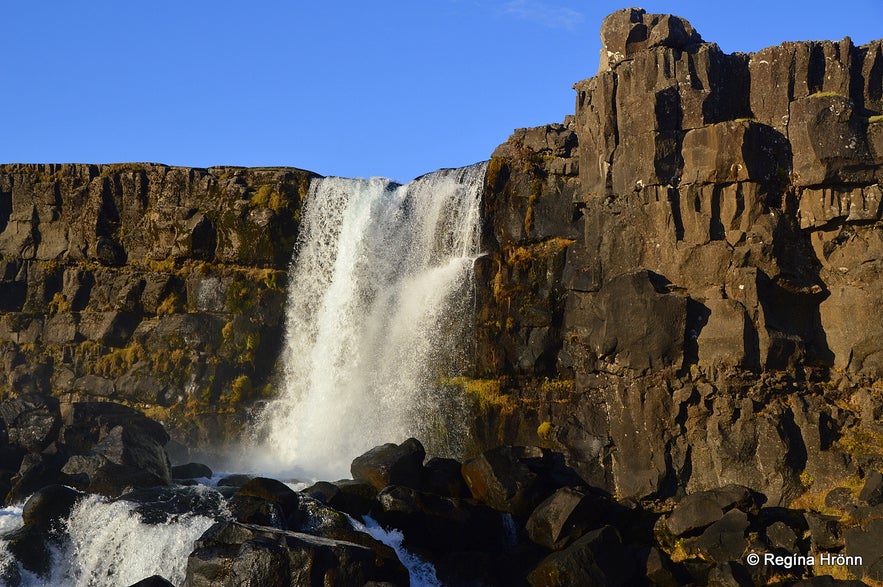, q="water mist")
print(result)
[254,163,487,480]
